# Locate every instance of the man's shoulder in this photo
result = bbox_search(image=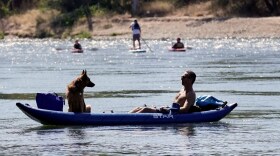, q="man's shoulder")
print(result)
[190,90,196,95]
[178,42,184,47]
[187,90,196,98]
